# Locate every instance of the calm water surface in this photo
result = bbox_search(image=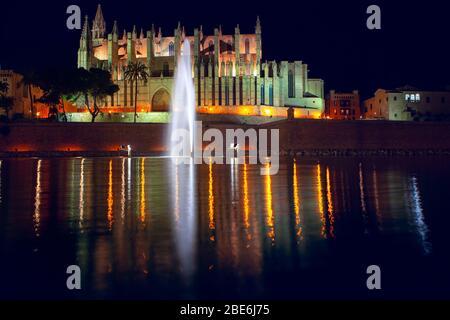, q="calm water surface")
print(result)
[0,157,450,299]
